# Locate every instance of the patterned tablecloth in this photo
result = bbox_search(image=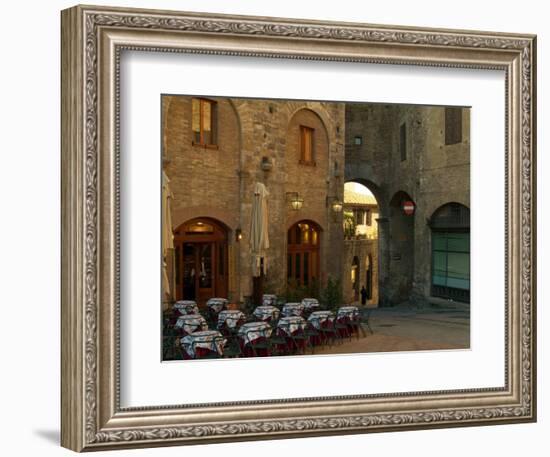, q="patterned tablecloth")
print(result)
[217,310,245,329]
[301,298,320,310]
[307,310,335,329]
[262,294,277,306]
[180,330,227,358]
[173,300,199,315]
[337,306,360,320]
[206,298,228,314]
[277,316,307,336]
[252,305,280,322]
[281,302,305,317]
[237,322,272,345]
[174,314,208,334]
[180,330,226,358]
